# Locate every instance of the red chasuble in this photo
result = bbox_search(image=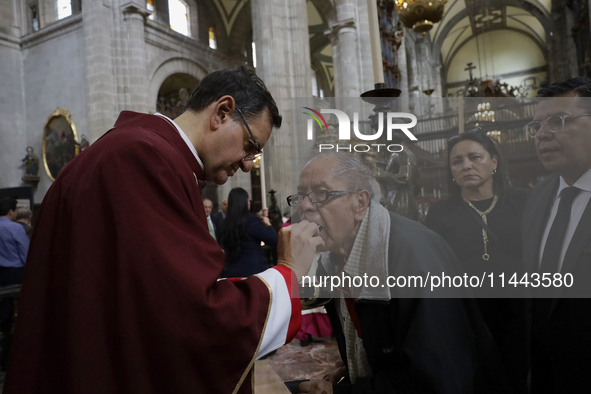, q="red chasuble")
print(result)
[4,112,300,394]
